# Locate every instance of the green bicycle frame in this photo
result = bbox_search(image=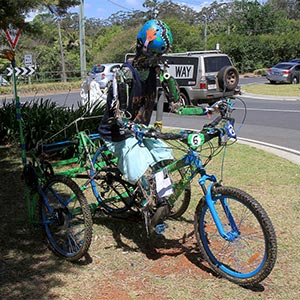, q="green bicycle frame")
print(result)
[160,148,207,207]
[49,131,102,178]
[23,152,49,224]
